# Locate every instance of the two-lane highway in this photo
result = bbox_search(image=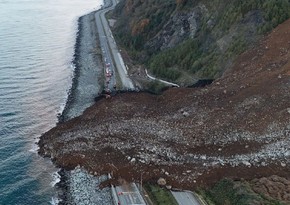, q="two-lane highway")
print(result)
[171,191,205,205]
[95,0,134,91]
[115,183,146,205]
